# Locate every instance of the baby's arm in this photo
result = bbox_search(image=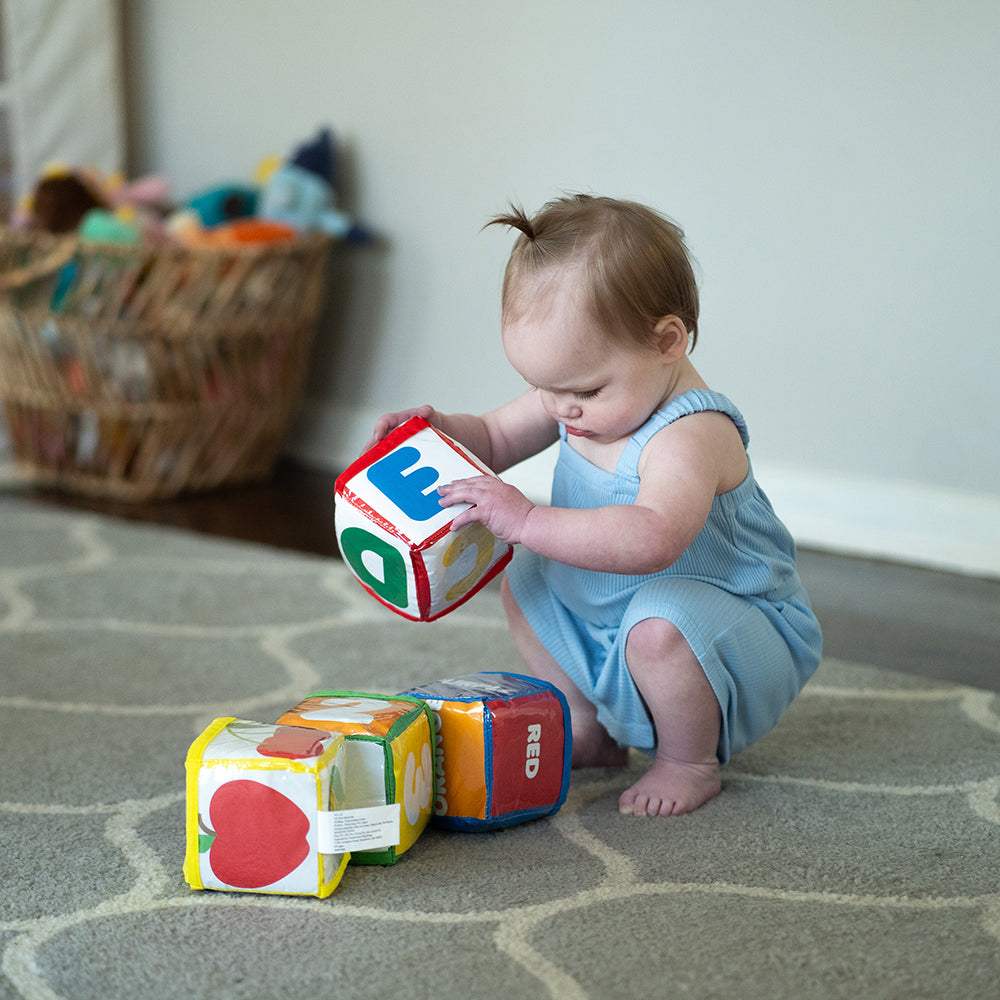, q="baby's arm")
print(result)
[365,391,558,474]
[441,412,738,575]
